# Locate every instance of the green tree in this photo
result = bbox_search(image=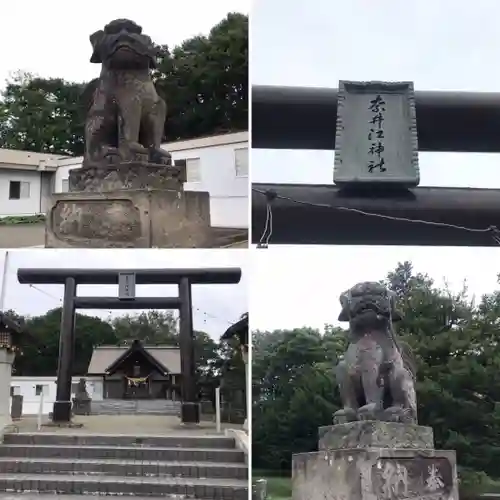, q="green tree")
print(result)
[384,262,500,479]
[111,311,178,345]
[14,308,117,376]
[154,12,248,141]
[0,72,85,155]
[252,327,343,470]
